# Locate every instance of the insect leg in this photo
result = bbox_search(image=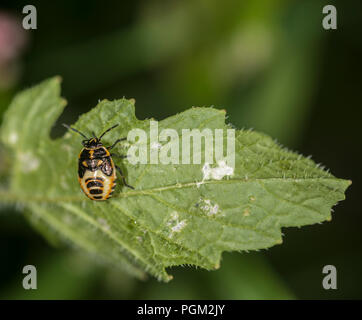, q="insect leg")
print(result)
[115,165,134,189]
[108,137,127,150]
